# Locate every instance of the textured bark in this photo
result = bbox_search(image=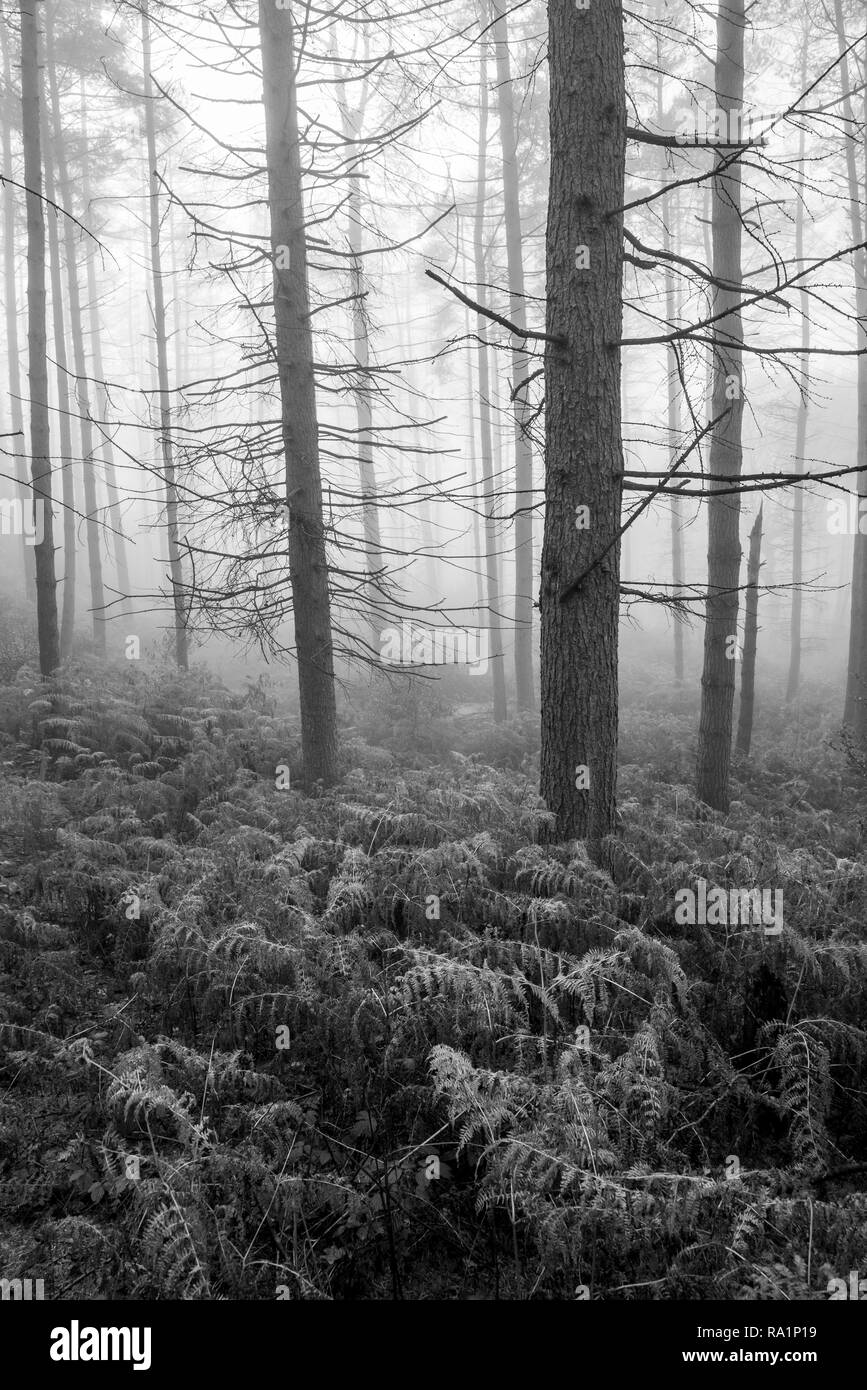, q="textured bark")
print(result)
[474,46,508,723]
[2,23,35,594]
[836,0,867,736]
[695,0,746,811]
[491,0,535,711]
[258,0,338,784]
[620,365,632,581]
[540,0,625,850]
[40,41,76,657]
[736,506,762,756]
[46,8,106,656]
[142,0,188,669]
[20,0,60,675]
